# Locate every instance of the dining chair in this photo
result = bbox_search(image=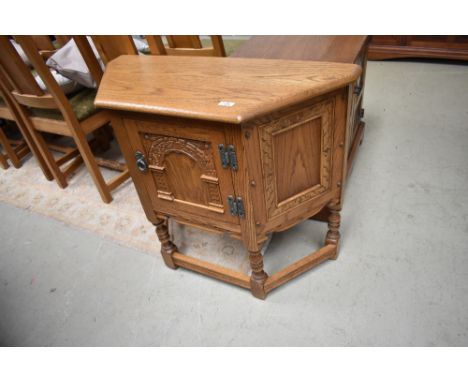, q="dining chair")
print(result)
[23,36,71,60]
[146,35,226,56]
[0,36,129,203]
[0,68,52,176]
[90,36,138,65]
